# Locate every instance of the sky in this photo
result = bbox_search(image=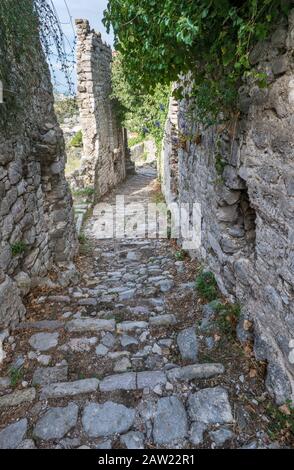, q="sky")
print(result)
[51,0,114,92]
